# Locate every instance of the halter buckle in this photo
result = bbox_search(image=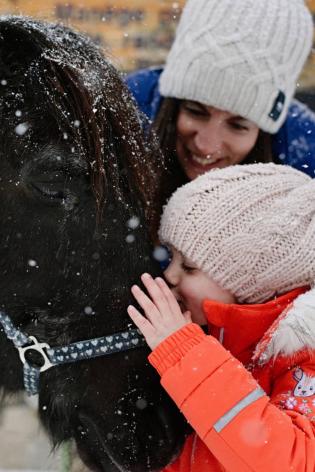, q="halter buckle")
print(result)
[18,335,53,372]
